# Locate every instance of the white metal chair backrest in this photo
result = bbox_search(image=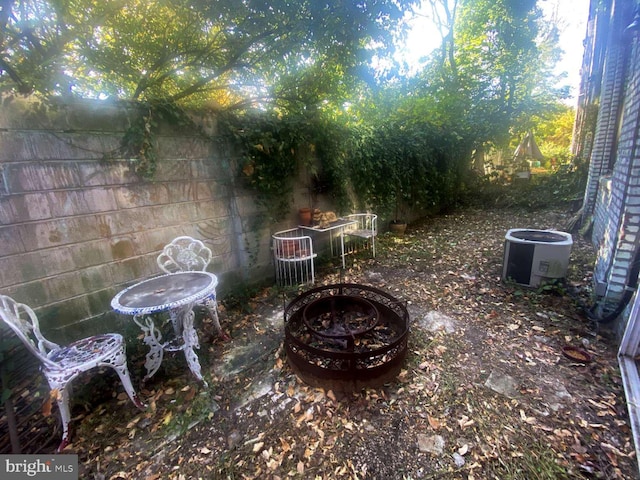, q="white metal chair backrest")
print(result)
[272,228,314,260]
[343,213,378,259]
[345,213,377,236]
[272,228,316,286]
[0,294,59,368]
[157,236,212,273]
